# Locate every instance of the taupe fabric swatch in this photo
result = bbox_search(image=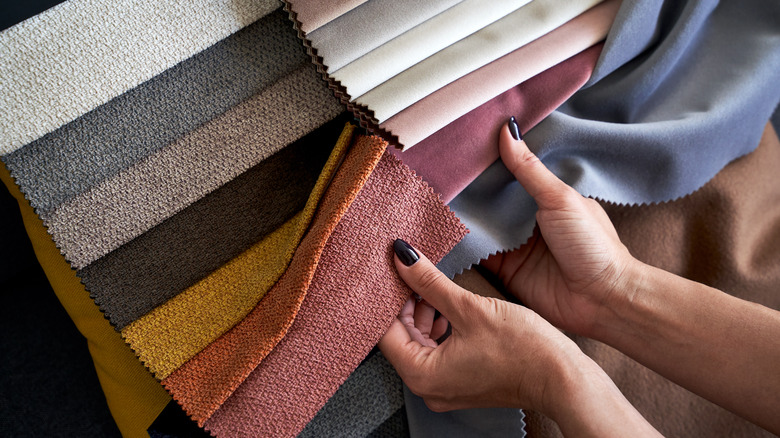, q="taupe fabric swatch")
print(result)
[288,0,368,34]
[3,9,307,218]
